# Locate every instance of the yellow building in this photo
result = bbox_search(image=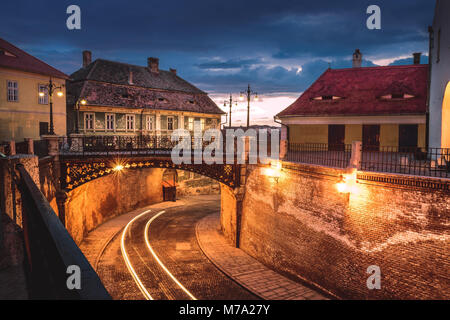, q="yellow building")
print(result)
[0,38,68,141]
[277,51,428,151]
